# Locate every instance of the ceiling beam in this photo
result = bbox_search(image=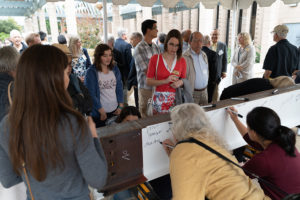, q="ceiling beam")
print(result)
[0,1,33,8]
[0,8,28,16]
